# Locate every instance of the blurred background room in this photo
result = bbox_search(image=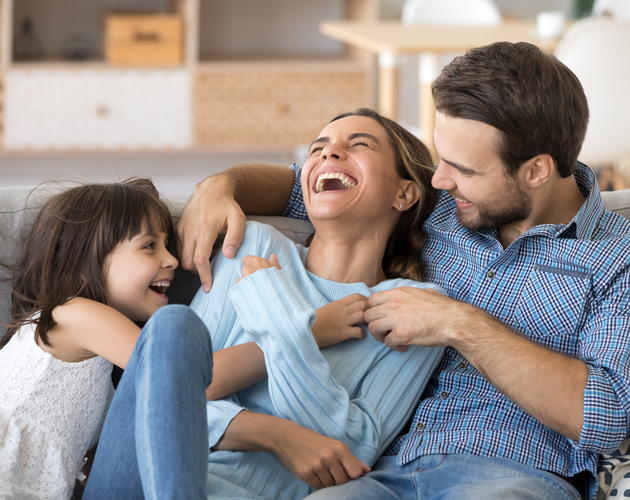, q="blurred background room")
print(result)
[0,0,628,199]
